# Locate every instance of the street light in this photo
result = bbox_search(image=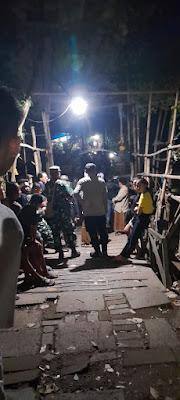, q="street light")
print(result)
[109,152,115,159]
[70,97,88,116]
